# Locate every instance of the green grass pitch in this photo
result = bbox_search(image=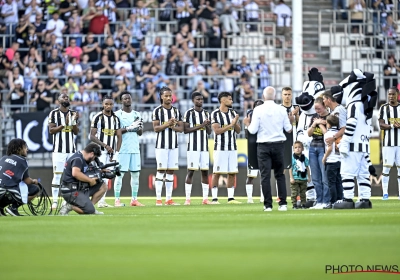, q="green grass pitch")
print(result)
[1,197,399,280]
